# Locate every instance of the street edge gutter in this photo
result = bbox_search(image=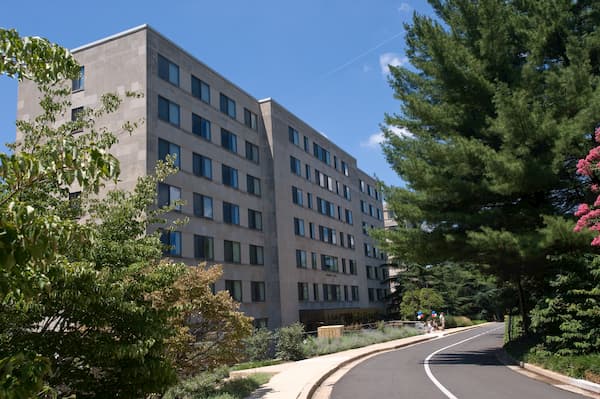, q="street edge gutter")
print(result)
[303,323,488,399]
[497,350,600,396]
